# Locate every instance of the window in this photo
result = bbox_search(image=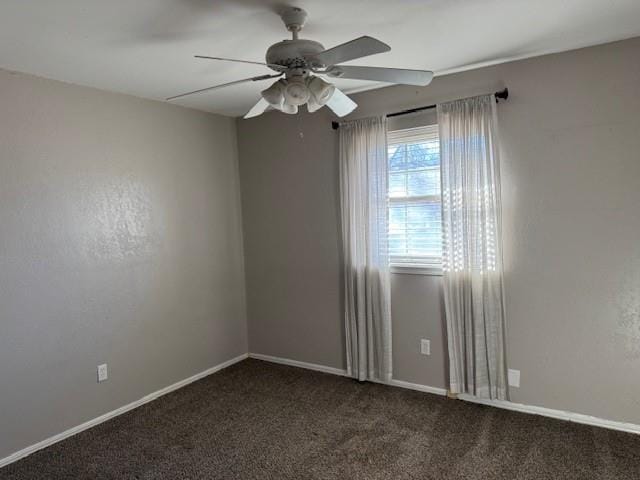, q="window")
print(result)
[387,124,442,271]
